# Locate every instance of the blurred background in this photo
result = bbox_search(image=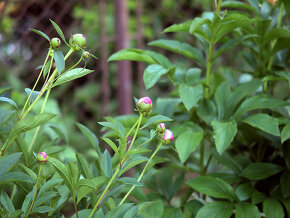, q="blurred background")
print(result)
[0,0,211,142]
